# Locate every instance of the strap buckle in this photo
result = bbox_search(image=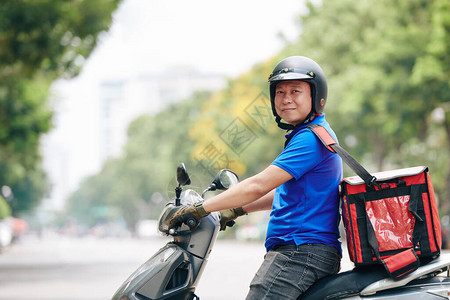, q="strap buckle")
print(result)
[368,176,381,189]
